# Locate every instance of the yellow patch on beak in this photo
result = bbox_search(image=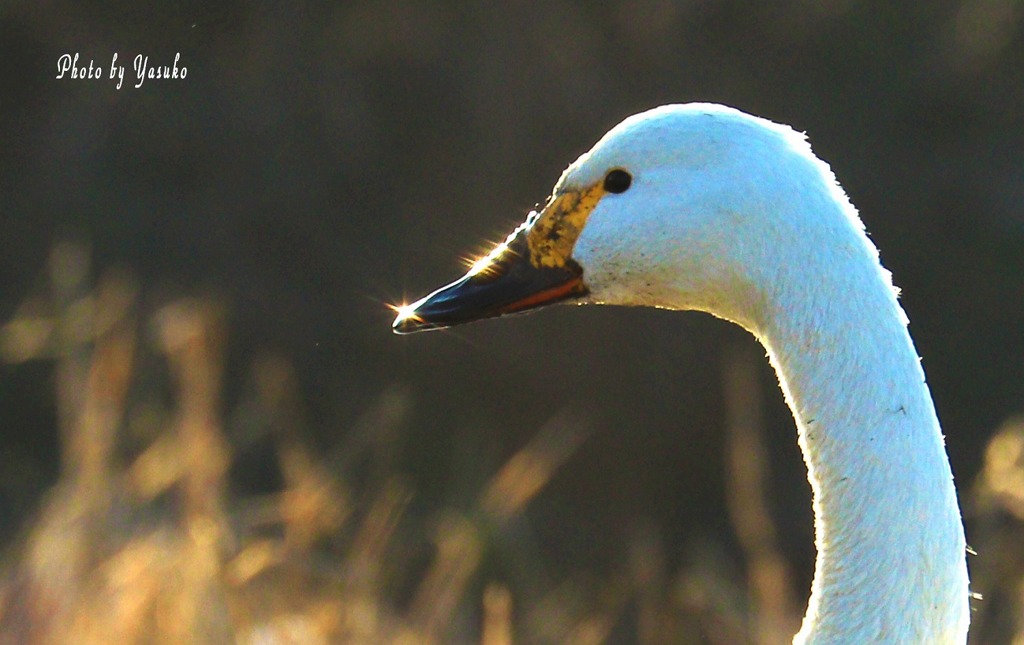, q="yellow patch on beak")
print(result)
[391,179,603,334]
[526,181,606,269]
